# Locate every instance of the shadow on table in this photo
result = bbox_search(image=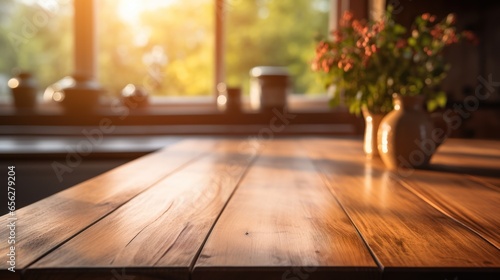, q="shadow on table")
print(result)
[426,164,500,178]
[428,149,500,178]
[436,150,500,161]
